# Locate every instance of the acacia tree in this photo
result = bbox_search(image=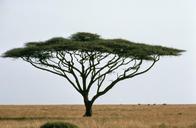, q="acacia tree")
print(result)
[3,32,184,117]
